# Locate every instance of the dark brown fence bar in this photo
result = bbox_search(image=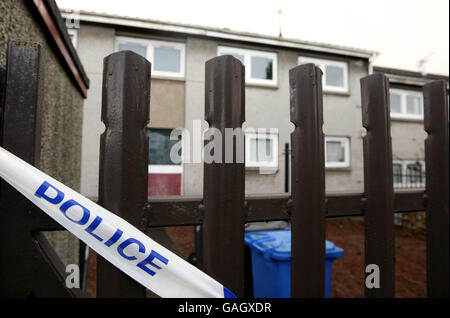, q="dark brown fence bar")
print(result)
[97,51,151,297]
[148,195,203,226]
[0,64,5,144]
[361,73,395,298]
[289,63,326,297]
[202,55,245,297]
[423,80,449,298]
[0,41,76,297]
[145,191,425,226]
